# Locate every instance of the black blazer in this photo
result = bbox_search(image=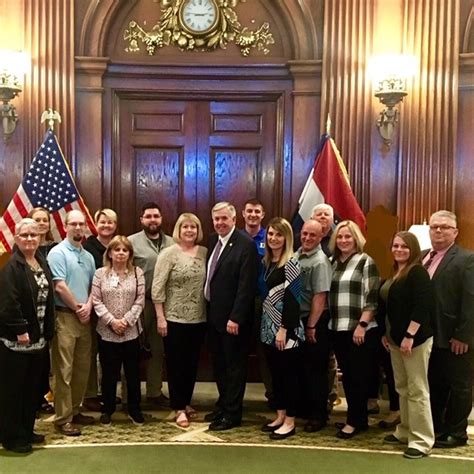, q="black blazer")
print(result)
[423,245,474,348]
[207,229,258,332]
[386,265,434,347]
[0,249,55,343]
